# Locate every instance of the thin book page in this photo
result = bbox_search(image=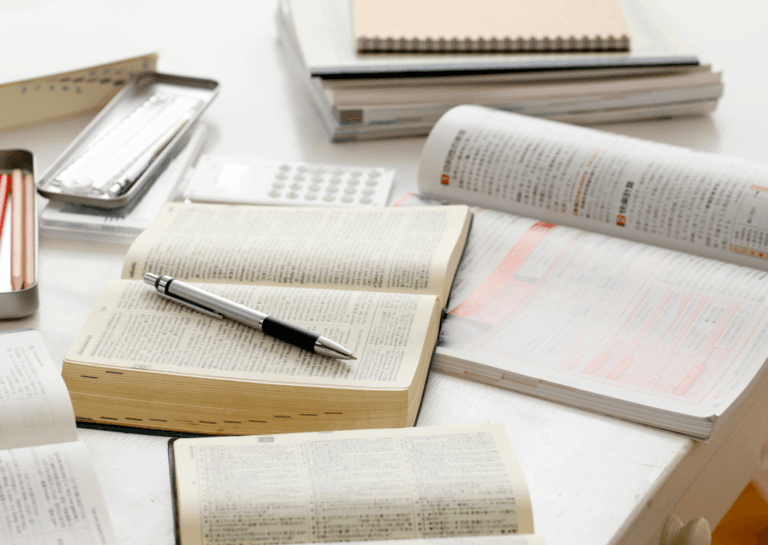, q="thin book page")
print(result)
[121,203,470,307]
[399,195,768,421]
[66,280,439,391]
[173,423,533,545]
[0,441,119,545]
[319,65,712,90]
[418,105,768,272]
[0,329,77,449]
[326,70,722,108]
